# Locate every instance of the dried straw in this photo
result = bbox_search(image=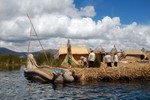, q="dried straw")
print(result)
[69,62,150,82]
